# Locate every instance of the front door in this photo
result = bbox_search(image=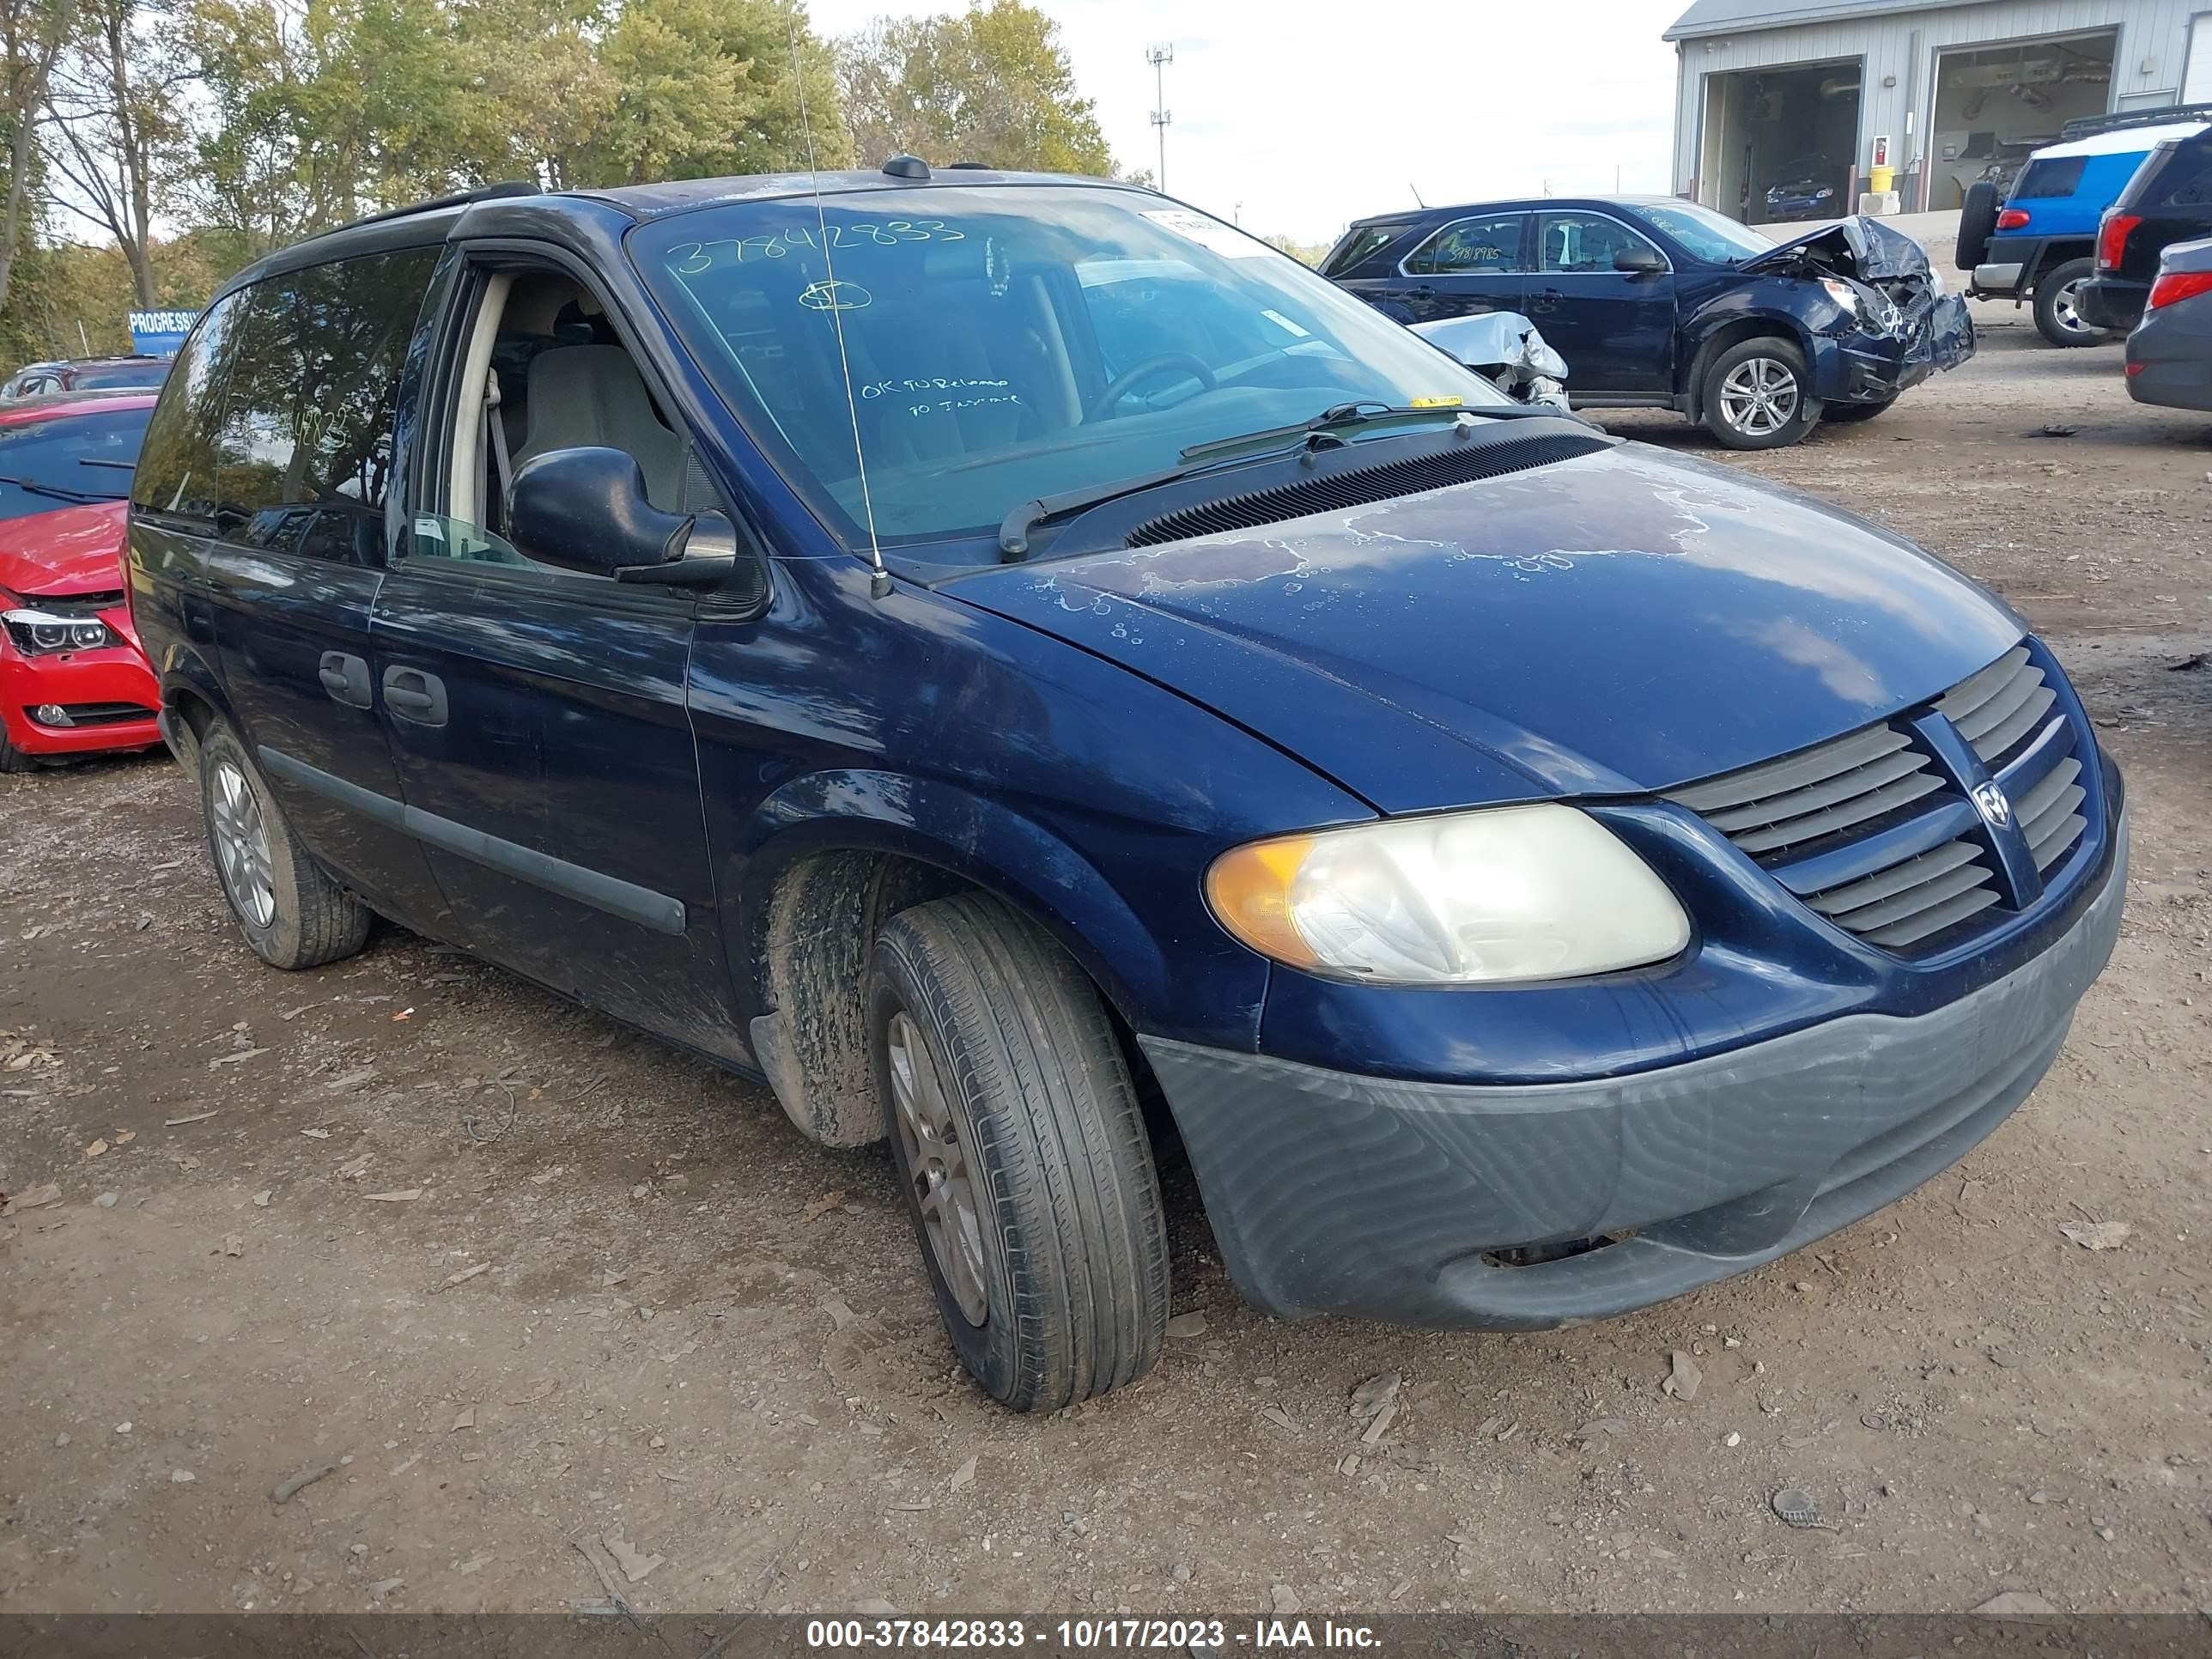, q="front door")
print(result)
[195,247,453,931]
[1376,211,1529,324]
[1527,210,1676,396]
[370,250,747,1062]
